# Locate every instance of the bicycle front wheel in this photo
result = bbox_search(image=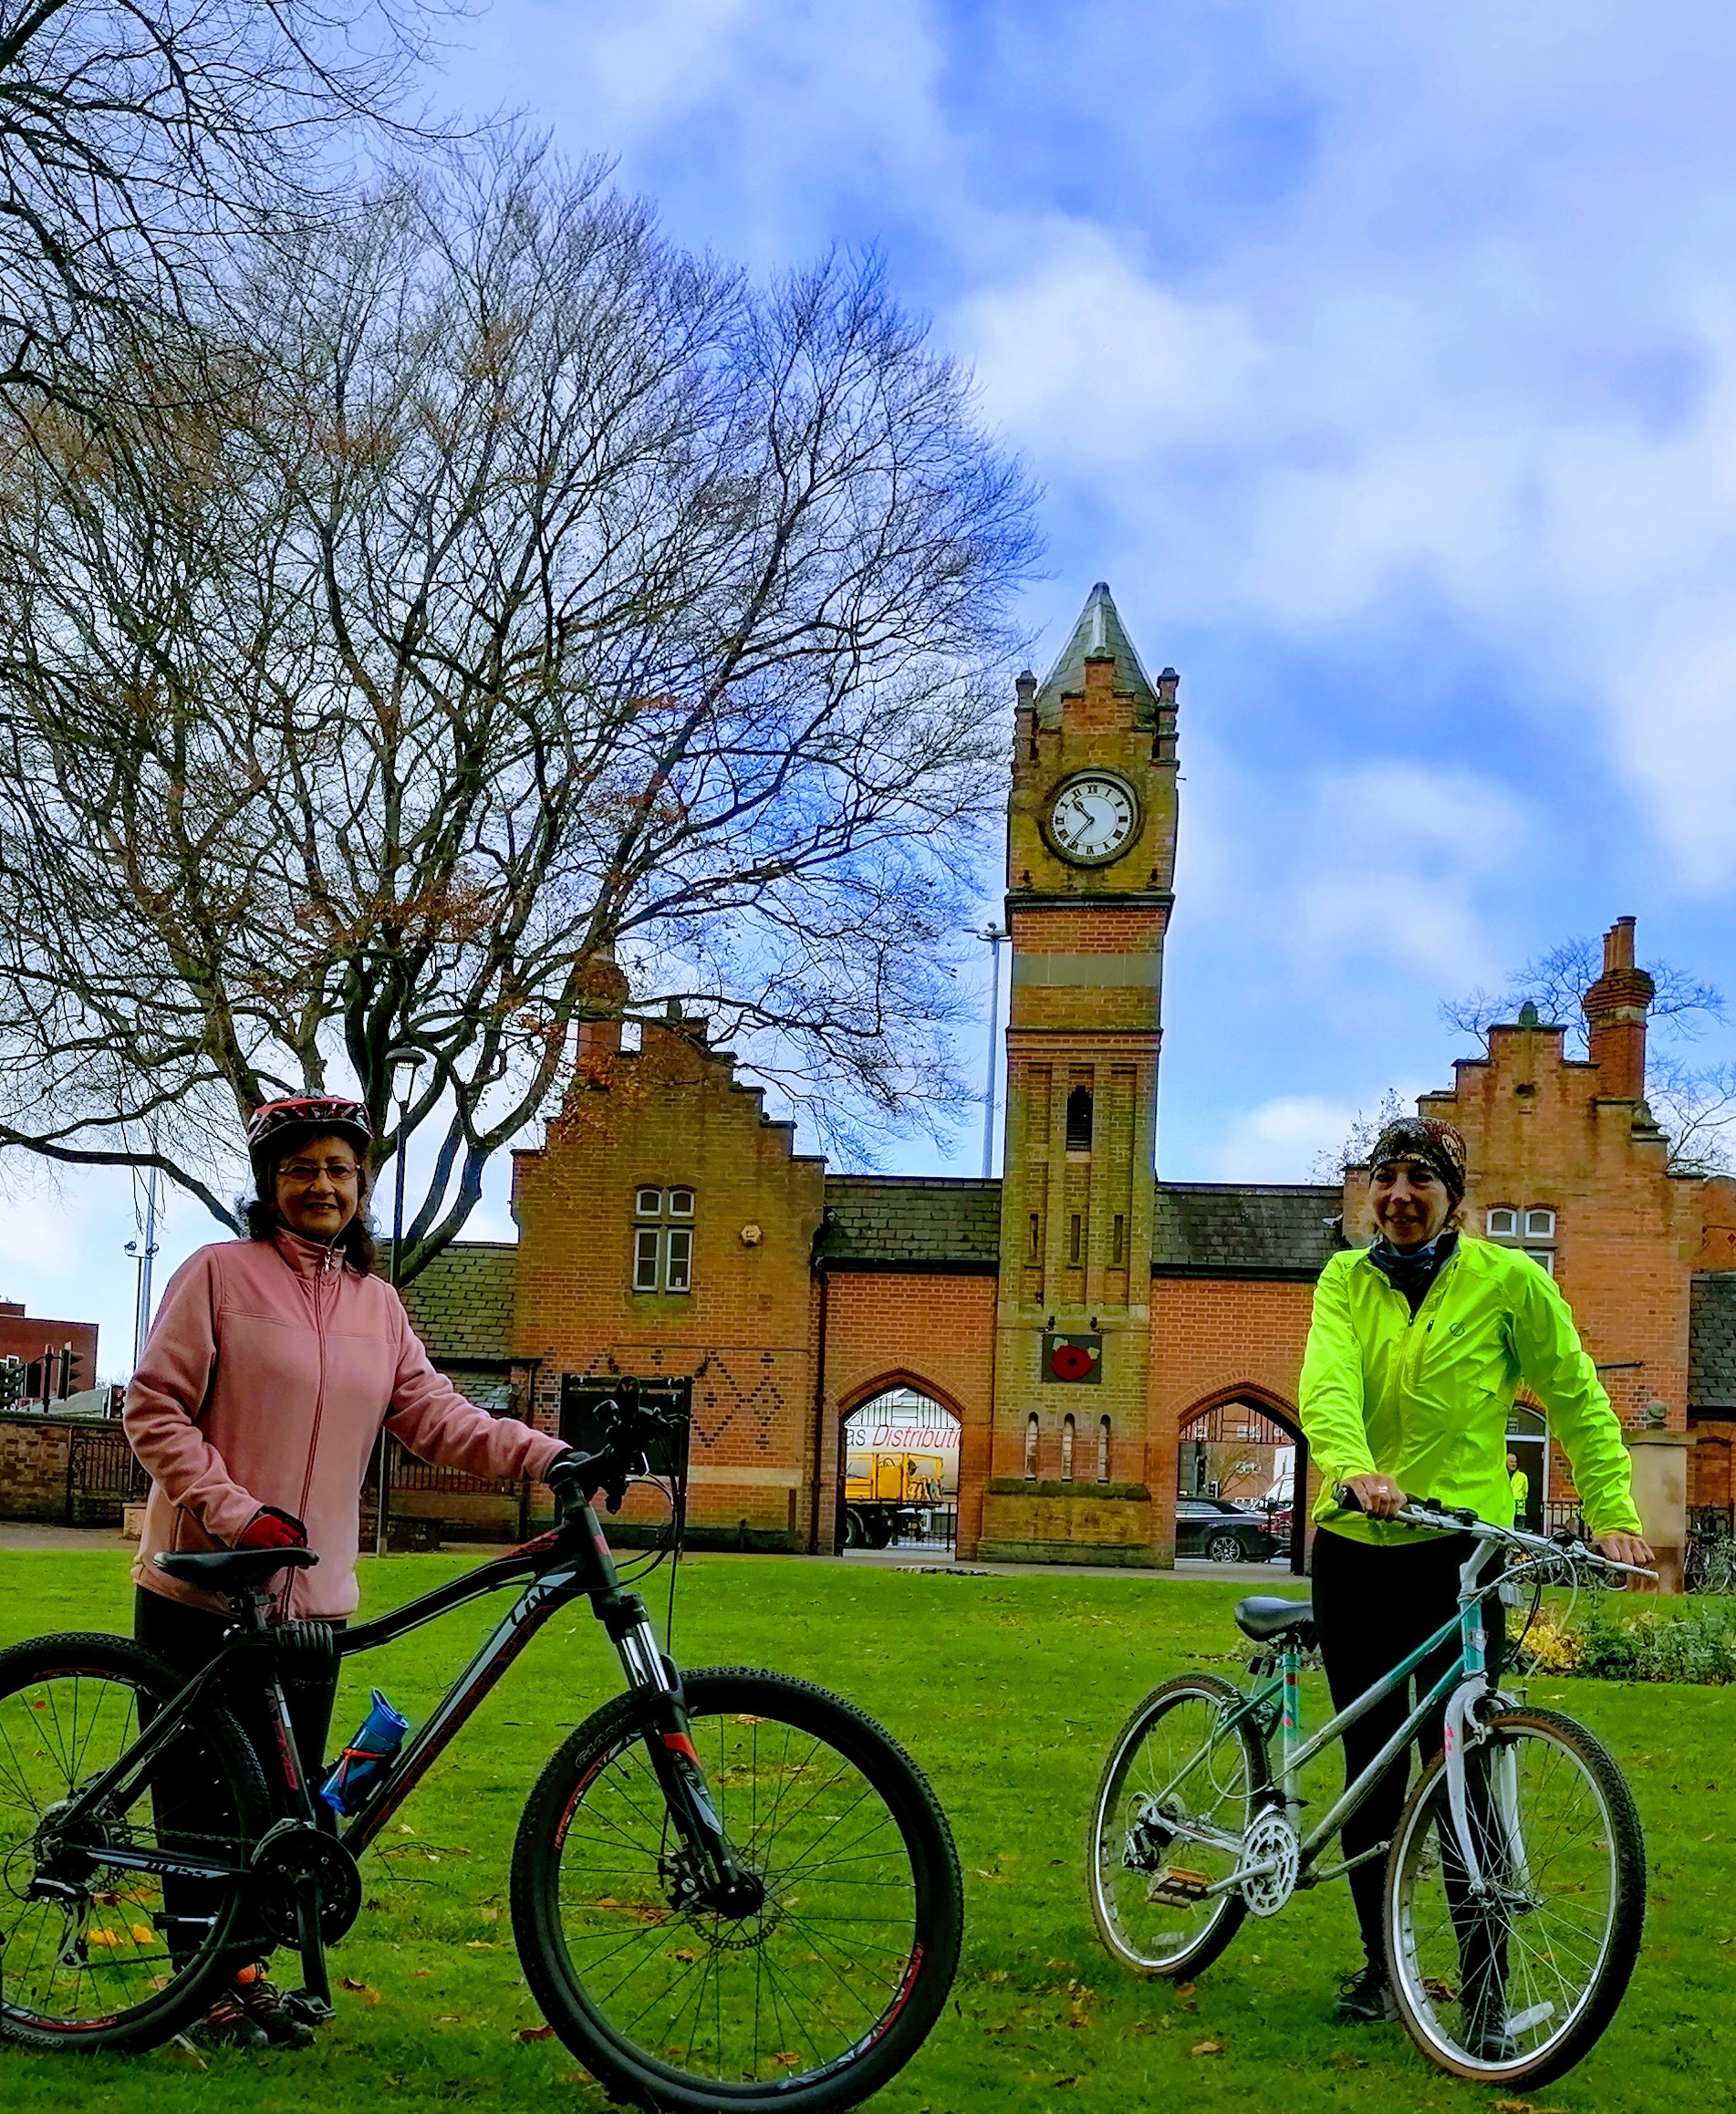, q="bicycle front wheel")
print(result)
[1087,1672,1267,1980]
[510,1666,962,2114]
[1385,1704,1645,2088]
[0,1633,267,2052]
